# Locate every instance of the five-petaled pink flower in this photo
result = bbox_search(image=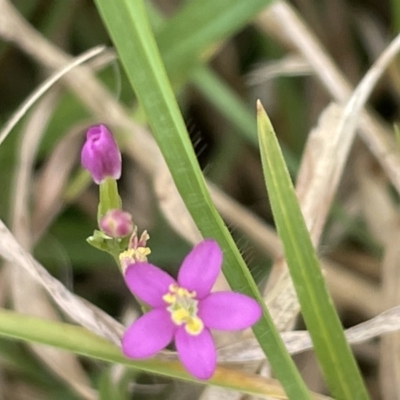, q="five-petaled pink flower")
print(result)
[81,124,121,184]
[122,239,262,380]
